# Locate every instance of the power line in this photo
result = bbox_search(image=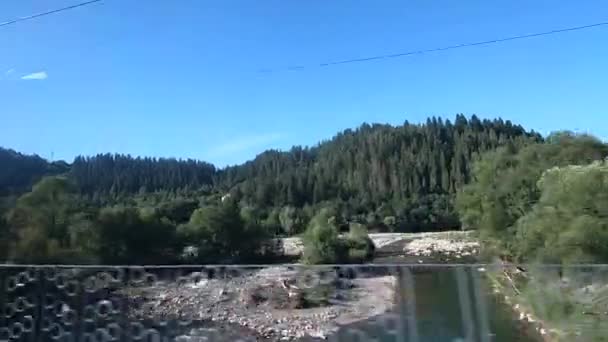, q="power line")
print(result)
[262,21,608,72]
[0,0,102,28]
